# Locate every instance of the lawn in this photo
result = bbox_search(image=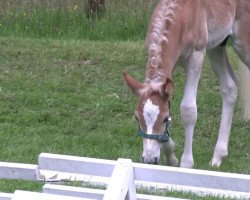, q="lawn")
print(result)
[0,37,249,199]
[0,0,249,199]
[0,0,155,40]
